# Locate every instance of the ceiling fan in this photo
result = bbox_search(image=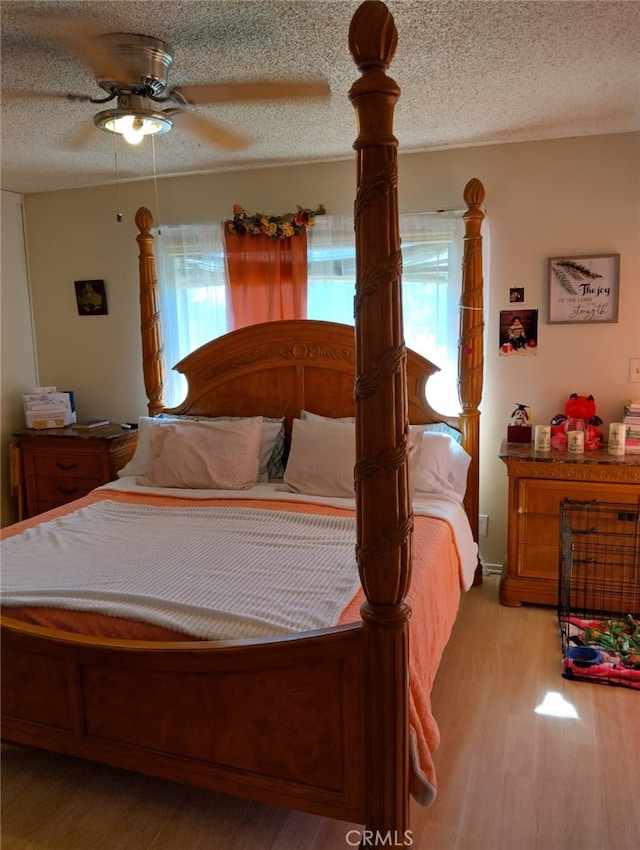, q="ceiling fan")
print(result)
[5,29,331,151]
